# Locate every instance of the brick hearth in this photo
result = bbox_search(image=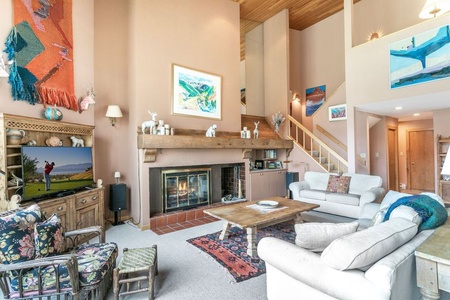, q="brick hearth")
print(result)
[149,202,224,235]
